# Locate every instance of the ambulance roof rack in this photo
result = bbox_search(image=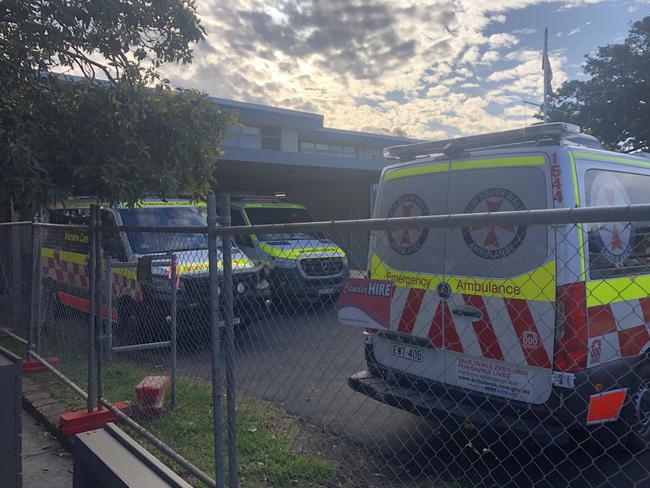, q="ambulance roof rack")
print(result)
[384,122,582,161]
[231,194,289,203]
